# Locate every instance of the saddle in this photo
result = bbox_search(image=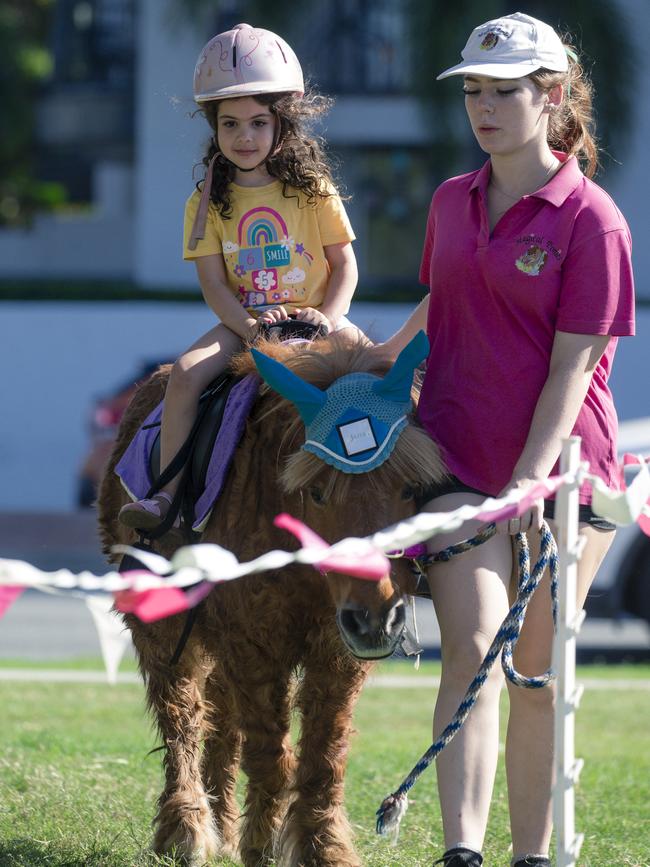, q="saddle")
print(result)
[148,373,243,532]
[117,317,329,542]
